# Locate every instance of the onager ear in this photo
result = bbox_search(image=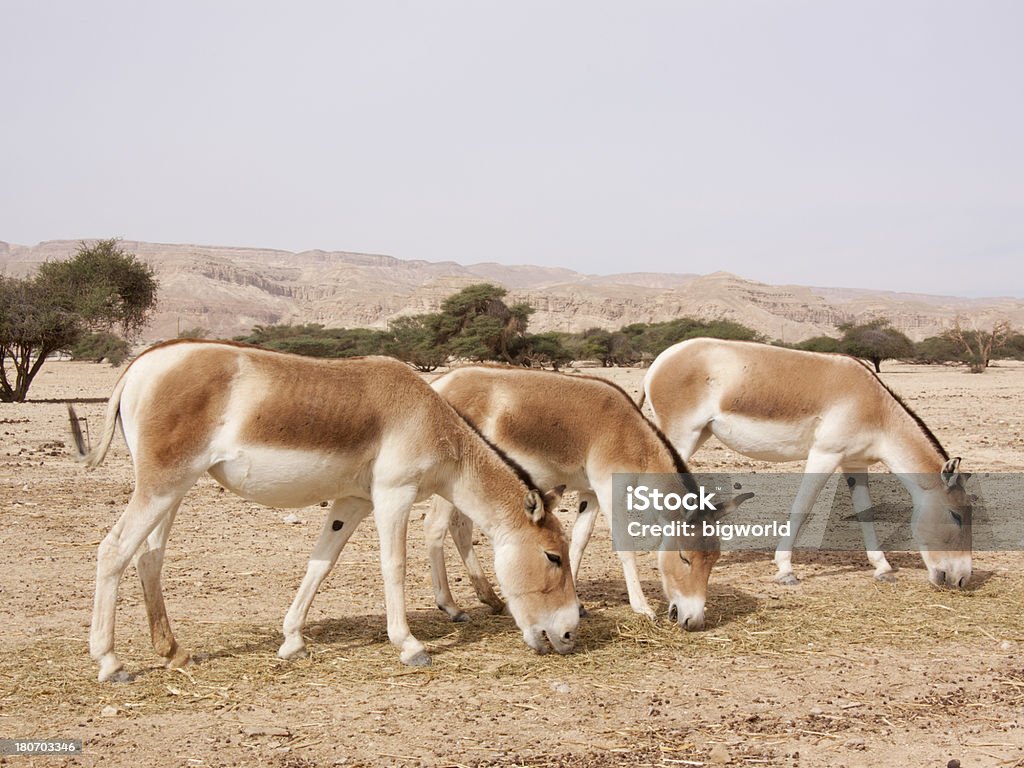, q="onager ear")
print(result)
[685,490,754,523]
[710,491,755,522]
[524,490,547,524]
[543,485,566,510]
[941,457,965,489]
